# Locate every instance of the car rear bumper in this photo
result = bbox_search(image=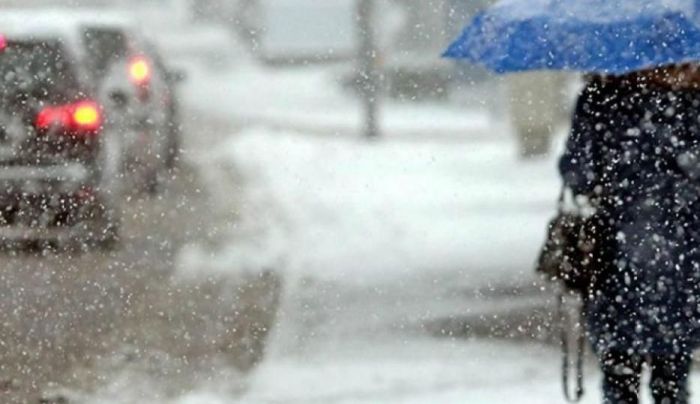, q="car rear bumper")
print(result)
[0,164,90,193]
[0,225,79,241]
[0,164,101,240]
